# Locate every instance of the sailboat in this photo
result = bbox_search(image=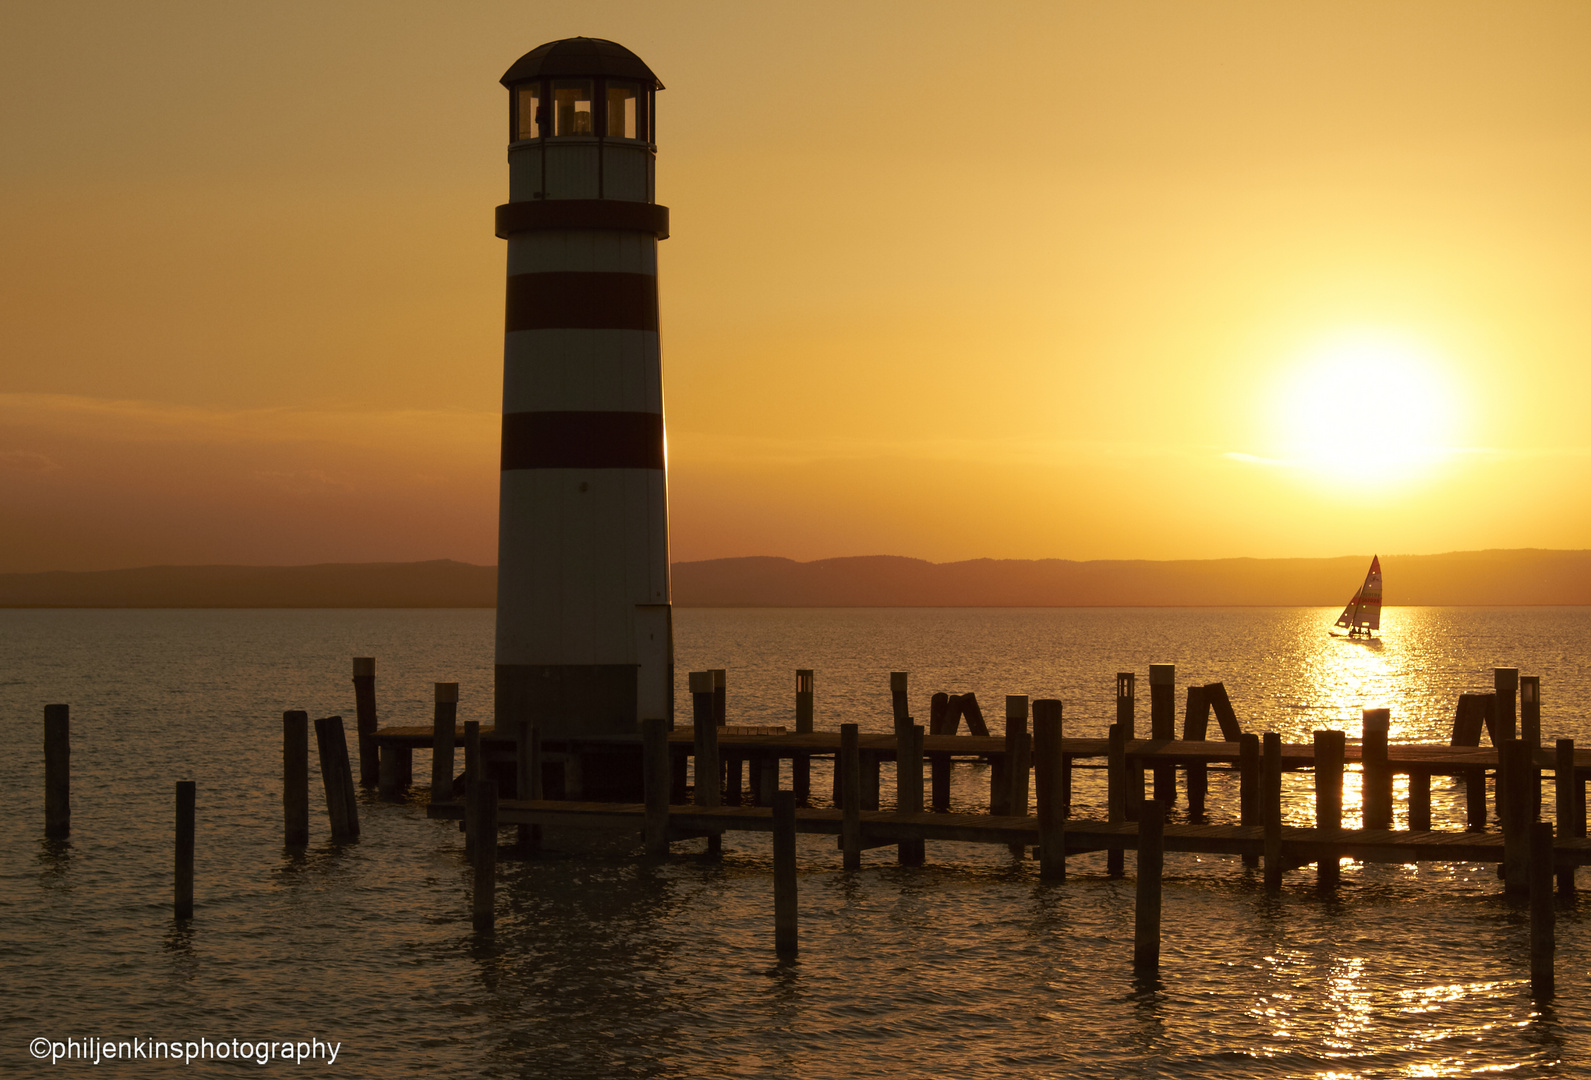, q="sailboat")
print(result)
[1332,555,1382,638]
